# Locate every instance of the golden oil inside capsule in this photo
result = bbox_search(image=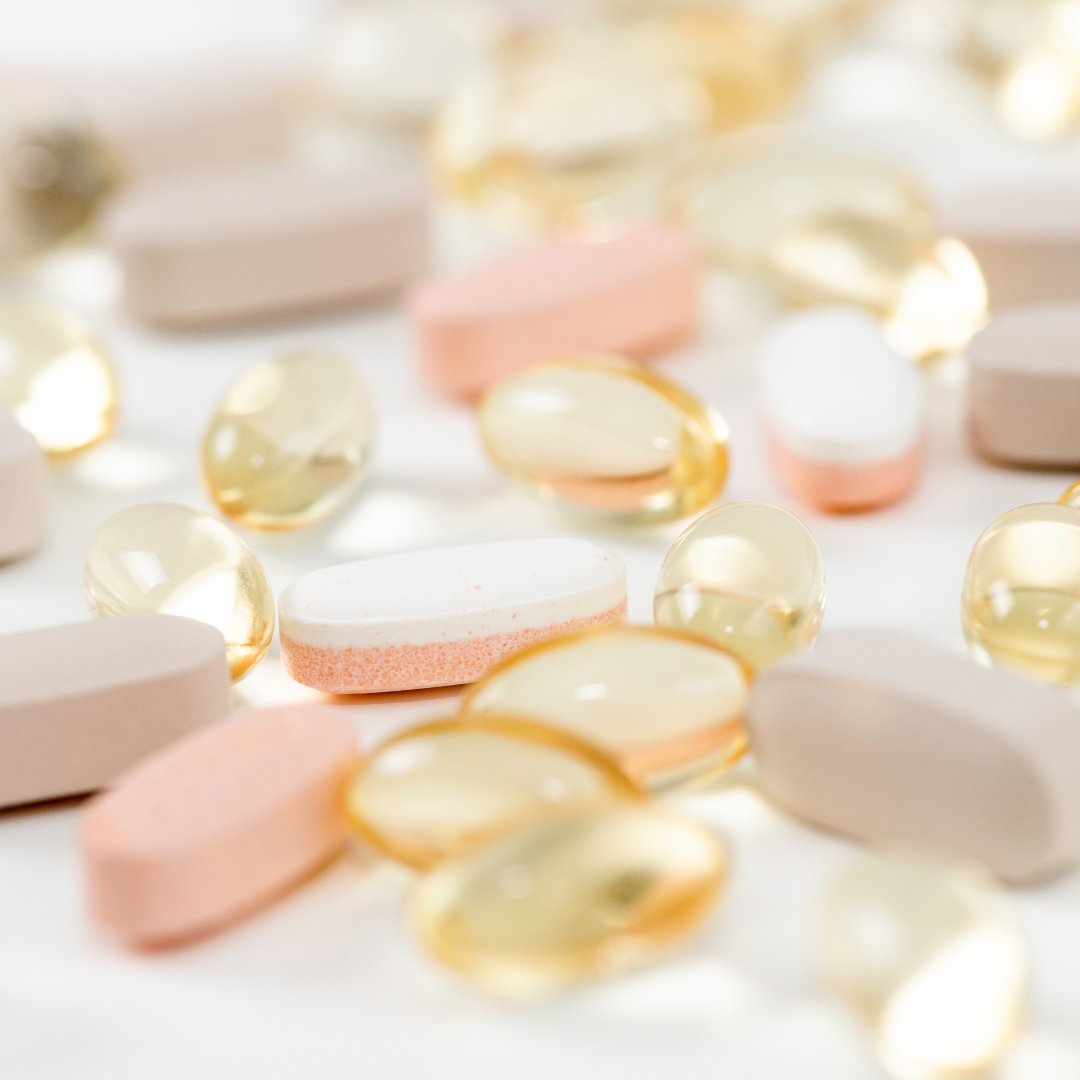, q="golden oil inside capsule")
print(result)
[478,357,728,523]
[345,715,643,869]
[202,350,374,530]
[462,626,749,790]
[654,501,825,672]
[817,854,1026,1080]
[962,503,1080,684]
[0,297,117,457]
[84,502,275,680]
[410,804,726,999]
[1059,477,1080,509]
